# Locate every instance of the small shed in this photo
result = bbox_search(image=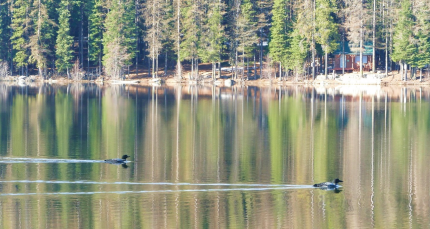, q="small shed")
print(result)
[333,41,374,72]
